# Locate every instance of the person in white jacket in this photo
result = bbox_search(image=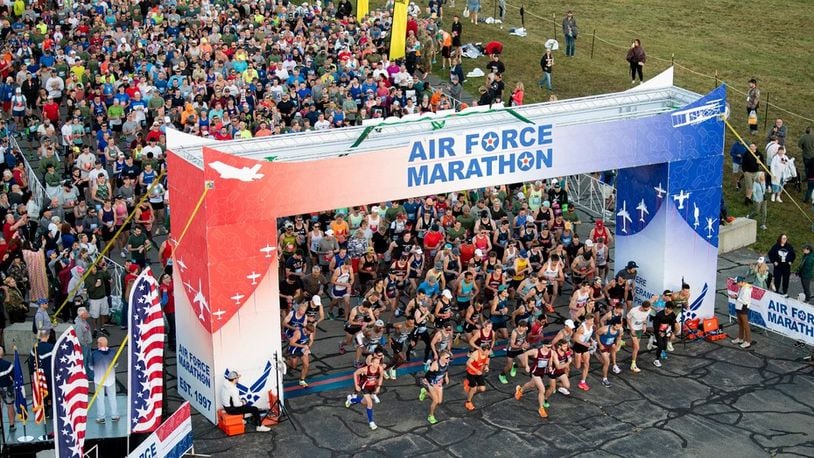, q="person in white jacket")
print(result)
[770,146,795,203]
